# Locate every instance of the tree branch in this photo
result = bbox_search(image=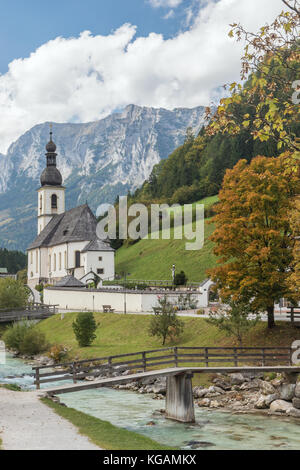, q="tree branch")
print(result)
[282,0,300,16]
